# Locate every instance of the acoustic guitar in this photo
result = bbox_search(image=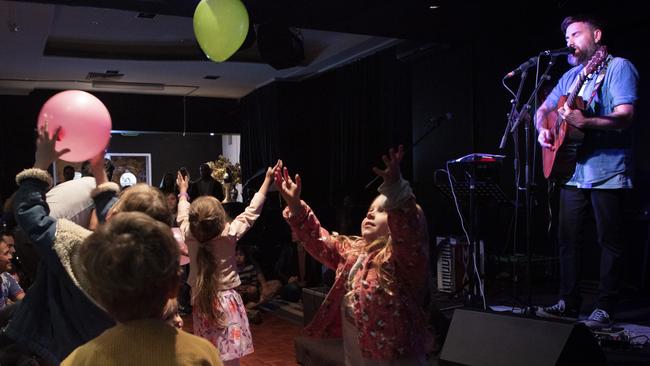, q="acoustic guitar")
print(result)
[541,46,608,181]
